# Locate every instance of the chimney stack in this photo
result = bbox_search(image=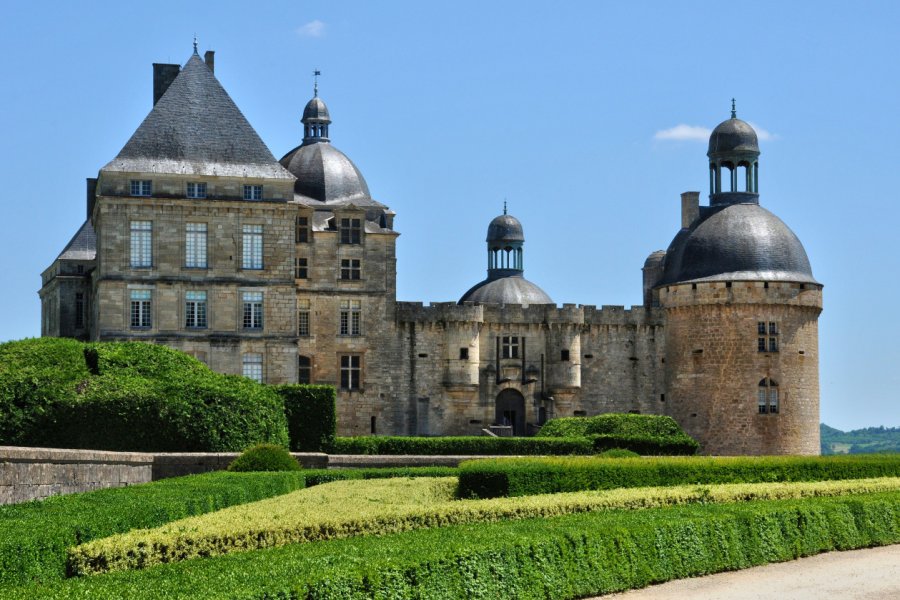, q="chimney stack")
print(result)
[680,191,700,229]
[204,50,215,73]
[152,63,180,105]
